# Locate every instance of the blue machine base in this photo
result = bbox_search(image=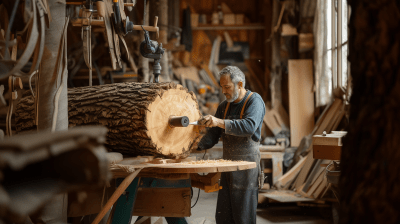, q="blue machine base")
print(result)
[112,177,191,224]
